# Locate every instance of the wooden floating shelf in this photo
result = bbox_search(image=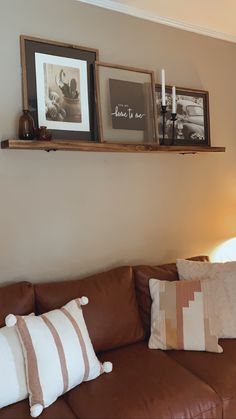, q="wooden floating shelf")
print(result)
[1,139,226,154]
